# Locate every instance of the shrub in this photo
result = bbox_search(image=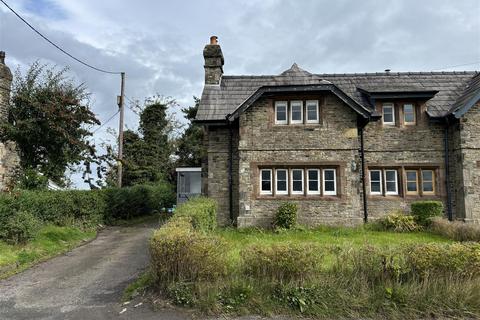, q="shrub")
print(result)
[411,201,443,226]
[405,243,480,278]
[377,212,420,232]
[173,197,217,232]
[430,217,480,242]
[150,223,228,284]
[0,211,41,244]
[274,202,297,229]
[241,242,323,282]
